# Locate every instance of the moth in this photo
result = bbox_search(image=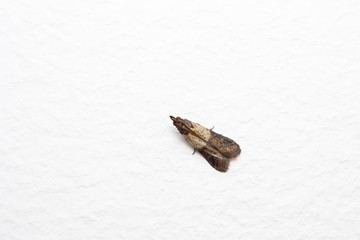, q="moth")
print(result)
[170,115,241,172]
